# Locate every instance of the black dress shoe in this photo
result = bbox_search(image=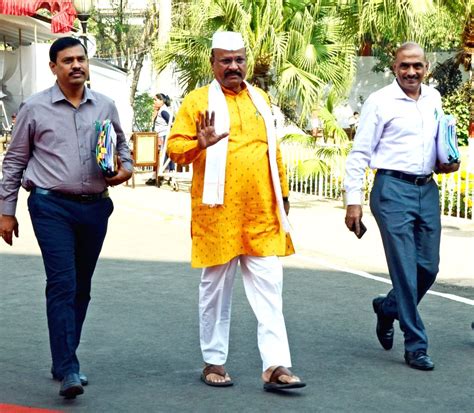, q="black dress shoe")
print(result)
[372,296,395,350]
[404,350,435,371]
[59,373,84,399]
[52,369,88,386]
[78,372,88,386]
